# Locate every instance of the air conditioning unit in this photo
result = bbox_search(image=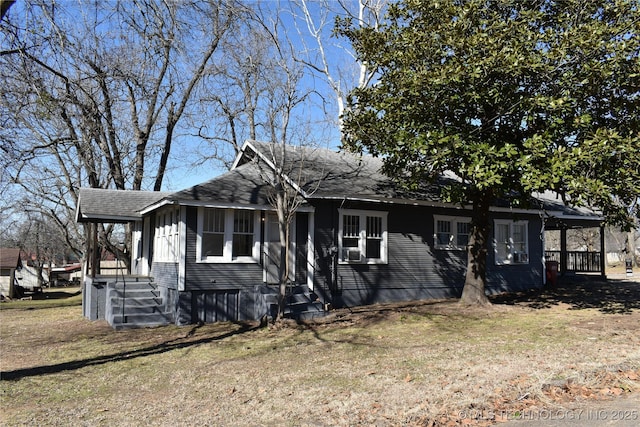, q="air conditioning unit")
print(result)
[343,248,361,262]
